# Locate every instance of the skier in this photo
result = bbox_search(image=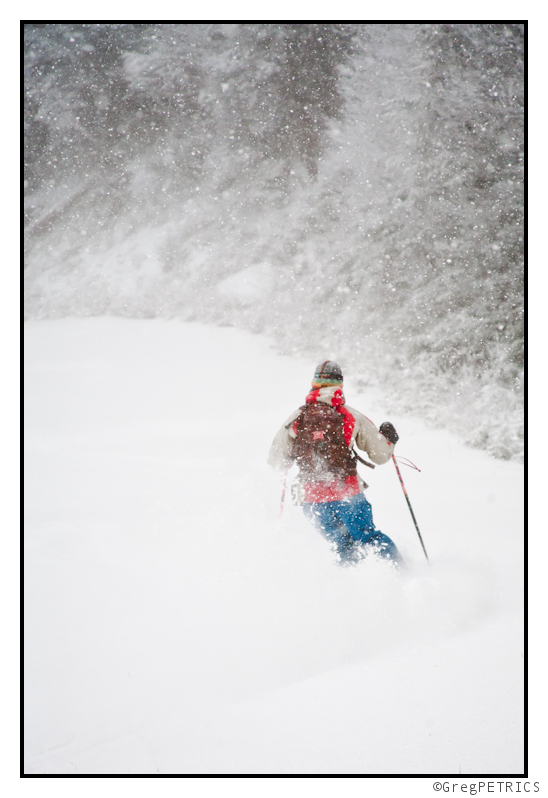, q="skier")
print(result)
[268,360,403,566]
